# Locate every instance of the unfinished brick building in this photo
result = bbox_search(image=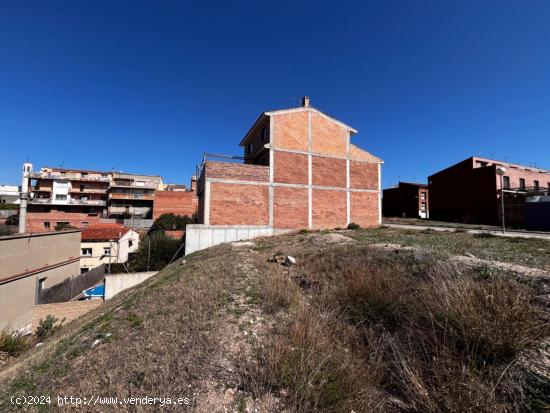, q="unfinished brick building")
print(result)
[192,97,382,250]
